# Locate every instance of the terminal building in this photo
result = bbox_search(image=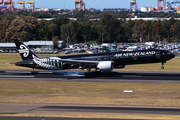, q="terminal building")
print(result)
[0,40,66,53]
